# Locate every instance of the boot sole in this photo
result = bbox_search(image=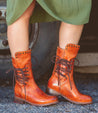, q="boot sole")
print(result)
[14,96,58,106]
[47,88,92,105]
